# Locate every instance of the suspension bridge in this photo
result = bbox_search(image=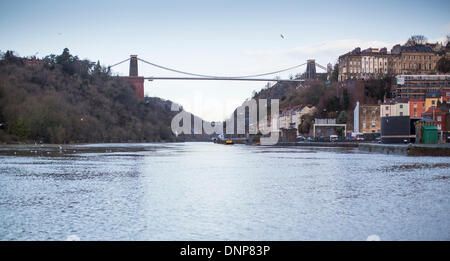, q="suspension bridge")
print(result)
[108,55,330,100]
